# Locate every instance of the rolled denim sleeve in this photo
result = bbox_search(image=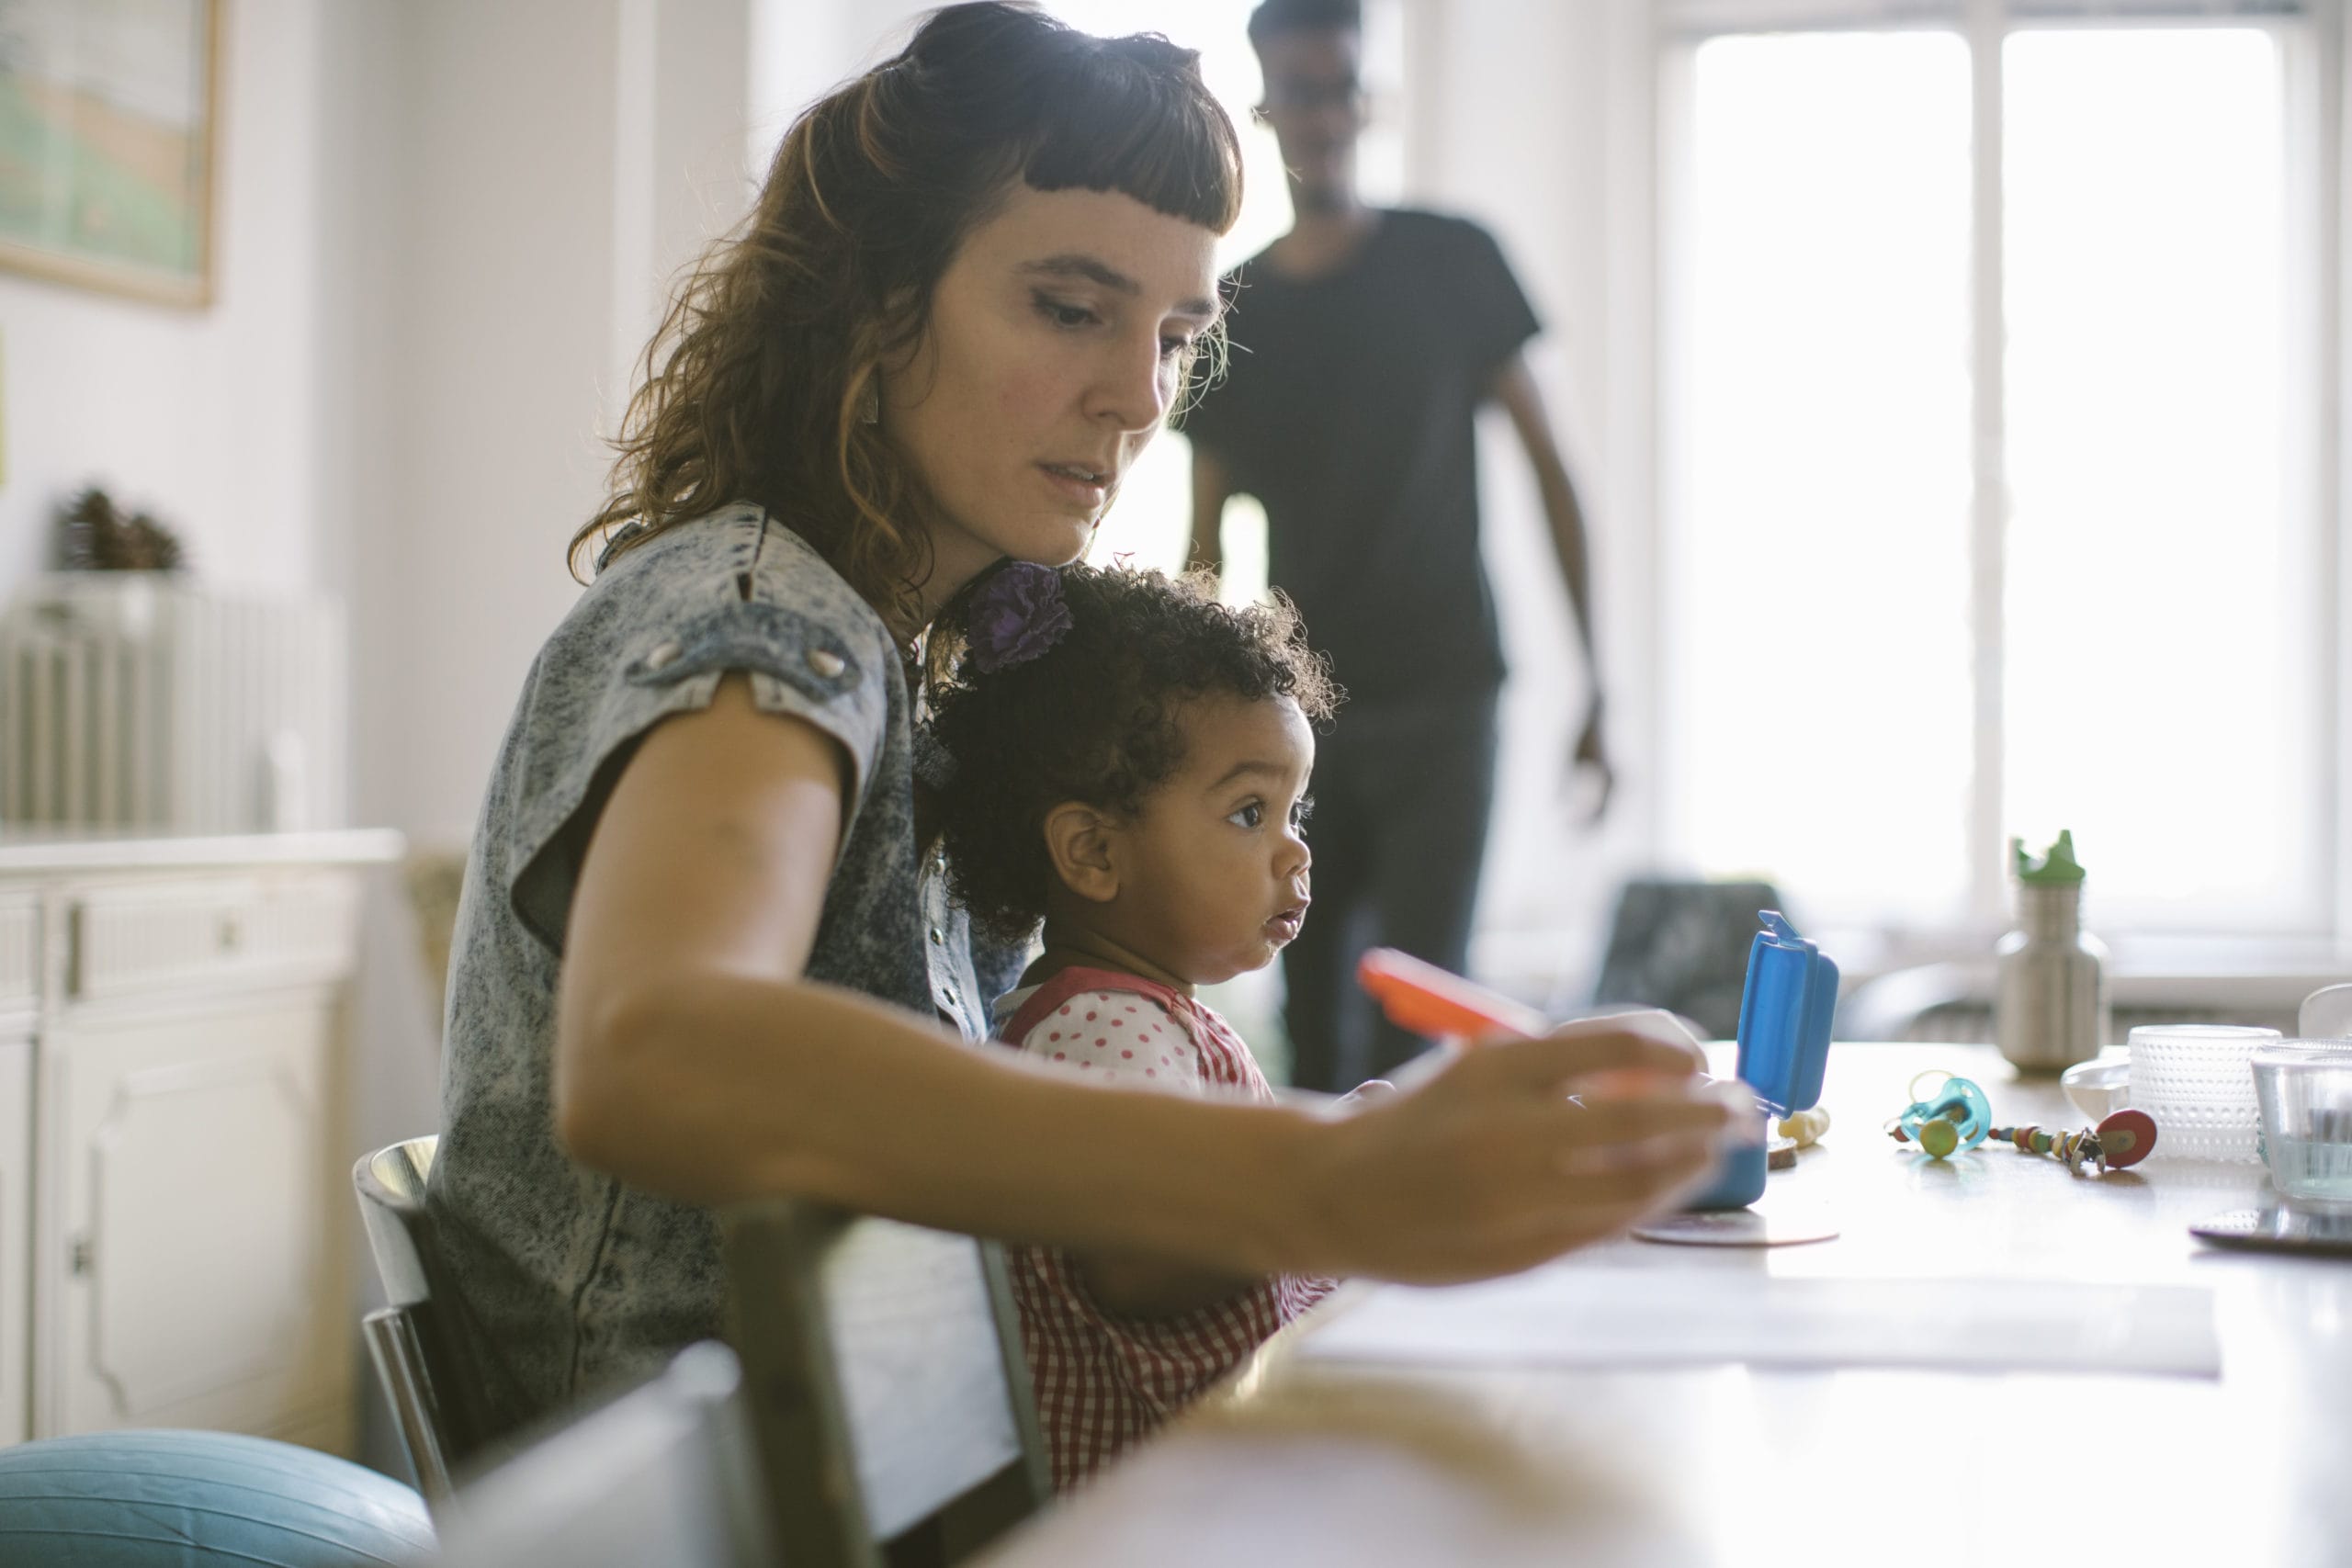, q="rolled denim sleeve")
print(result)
[503,509,897,953]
